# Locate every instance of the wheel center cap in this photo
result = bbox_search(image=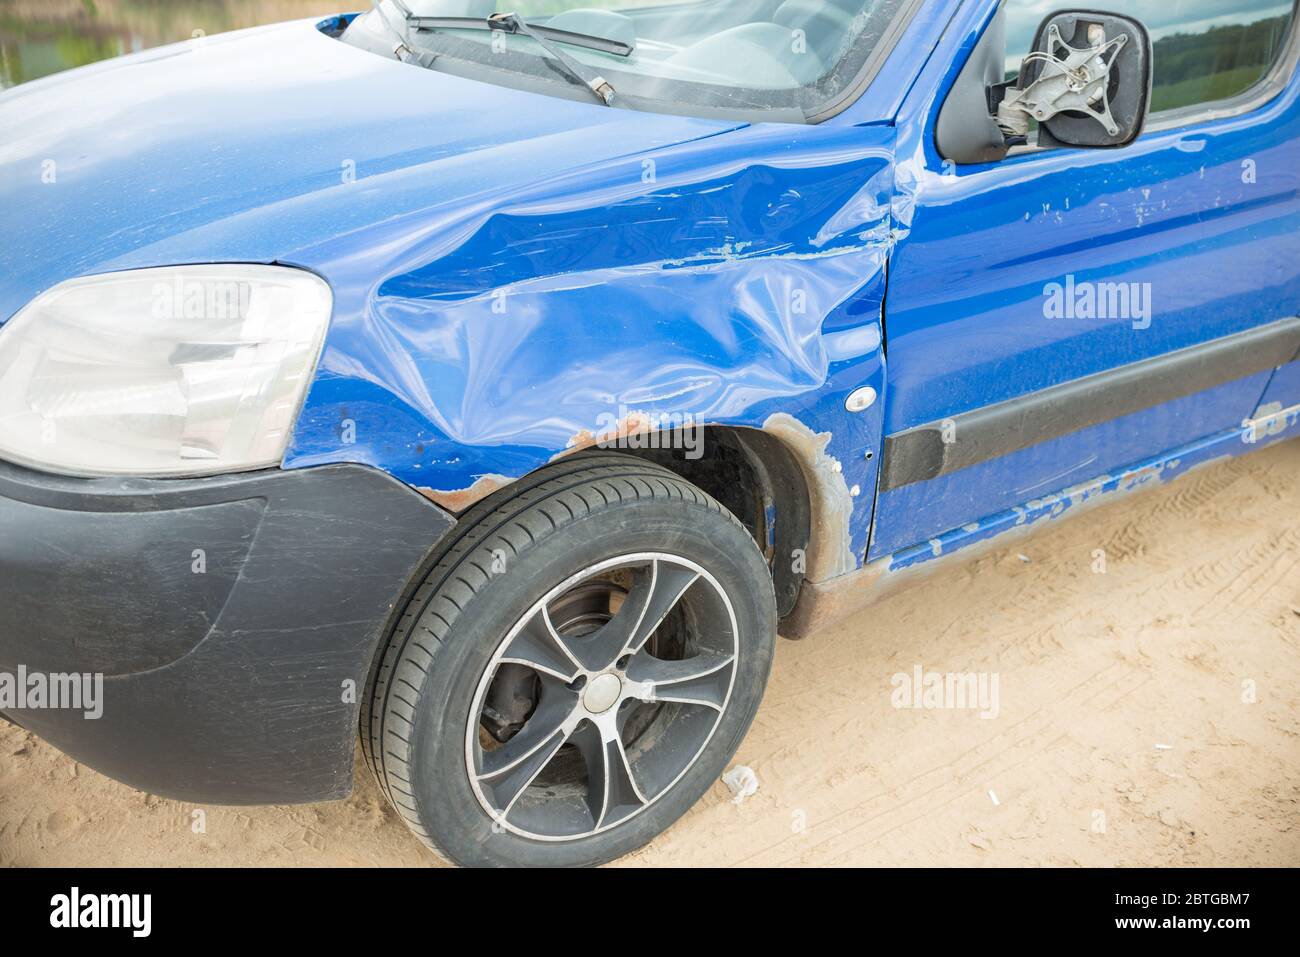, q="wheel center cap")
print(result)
[583,673,623,714]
